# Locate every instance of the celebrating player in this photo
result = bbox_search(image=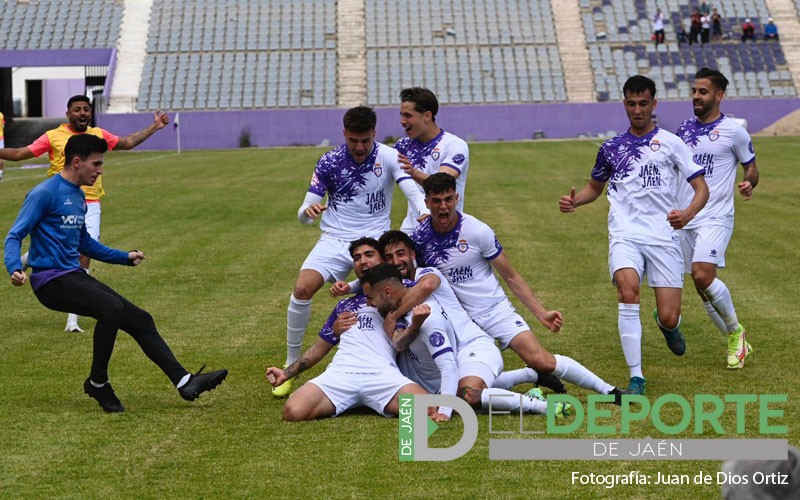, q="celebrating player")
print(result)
[275,106,428,398]
[395,87,469,233]
[0,95,170,333]
[4,134,226,413]
[559,75,709,394]
[415,173,628,403]
[675,68,759,369]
